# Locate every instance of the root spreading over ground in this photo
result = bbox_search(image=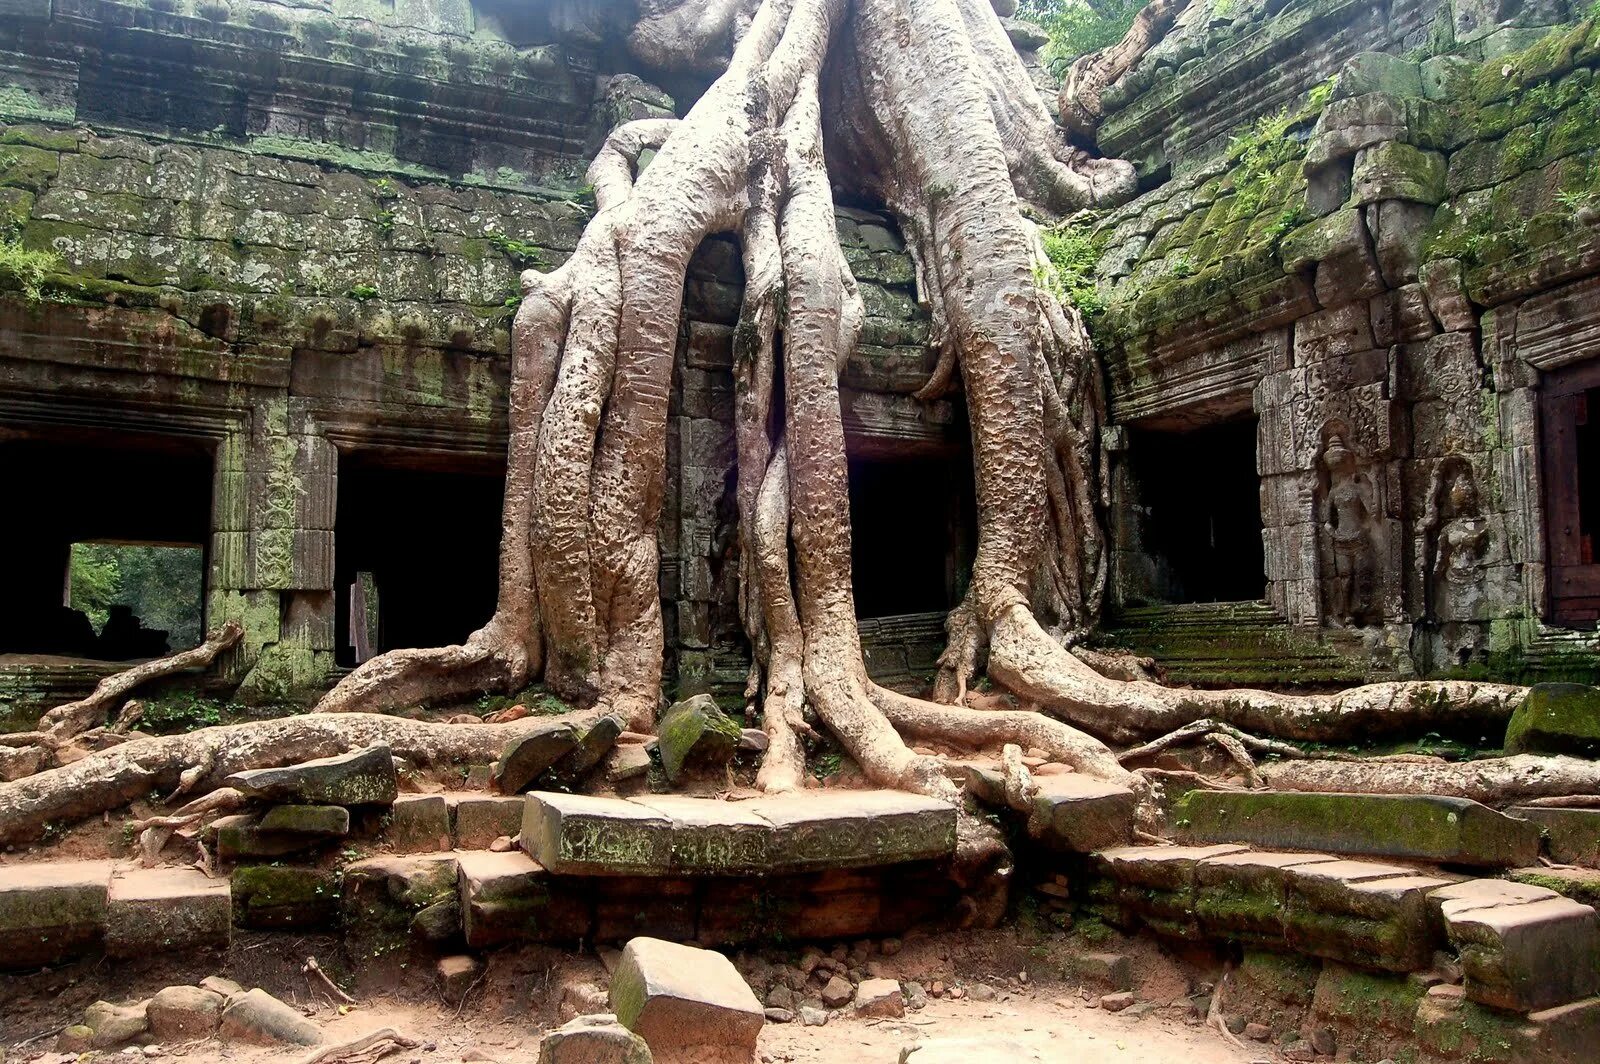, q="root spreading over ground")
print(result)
[0,0,1552,842]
